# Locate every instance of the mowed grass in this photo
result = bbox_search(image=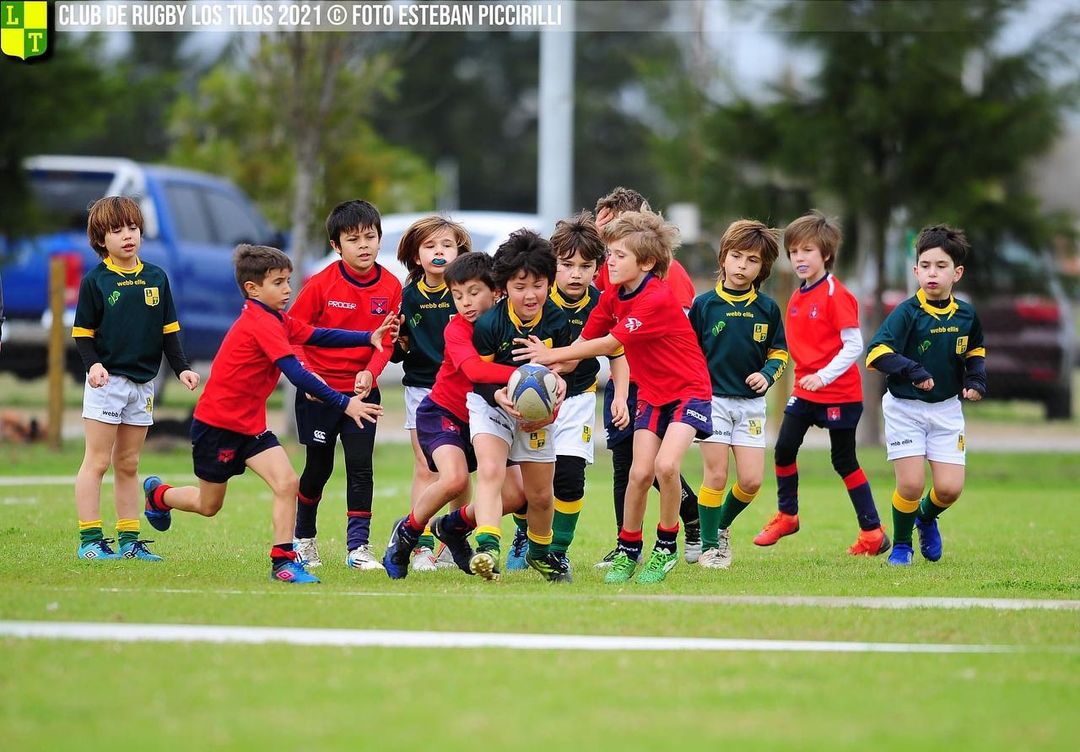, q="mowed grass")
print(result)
[1,432,1079,751]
